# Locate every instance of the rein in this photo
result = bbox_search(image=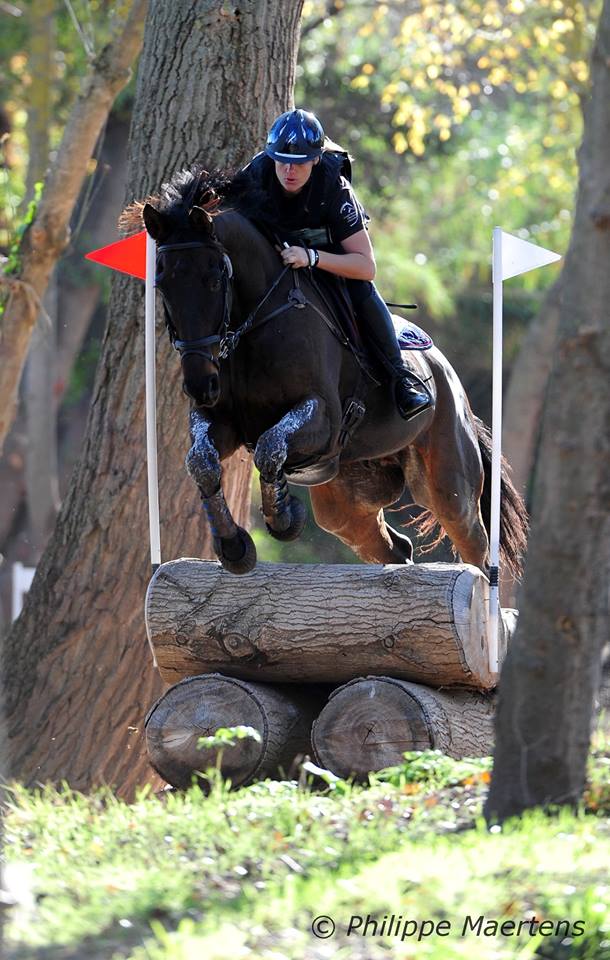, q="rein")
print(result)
[156,239,372,381]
